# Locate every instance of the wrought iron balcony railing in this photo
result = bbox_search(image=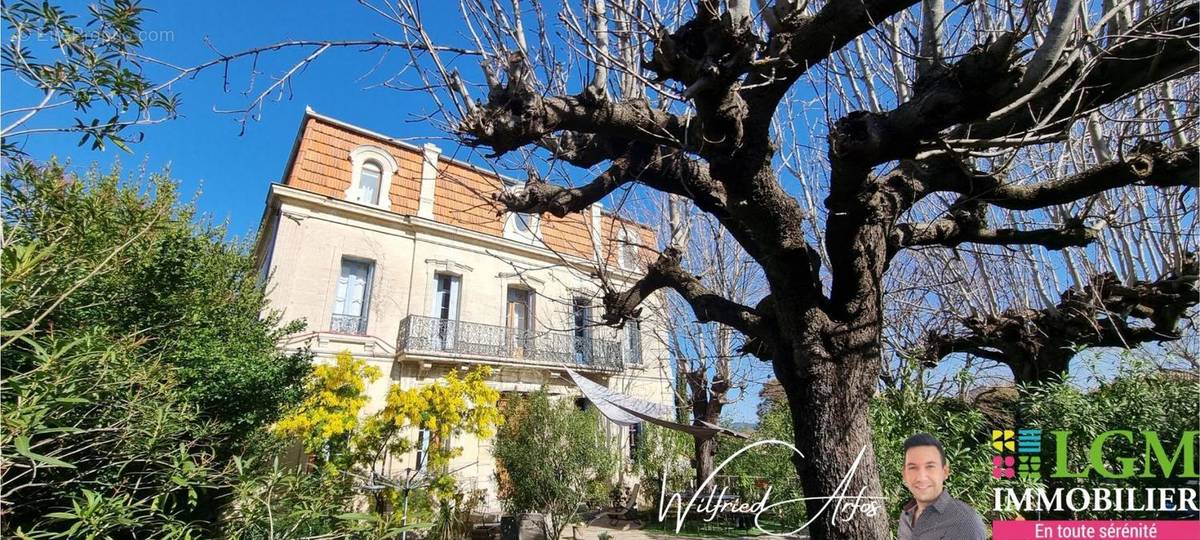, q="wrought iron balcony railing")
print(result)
[330,314,368,335]
[397,315,623,372]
